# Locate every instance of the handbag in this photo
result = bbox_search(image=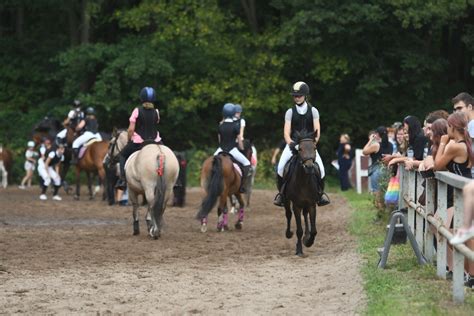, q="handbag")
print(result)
[384,170,400,206]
